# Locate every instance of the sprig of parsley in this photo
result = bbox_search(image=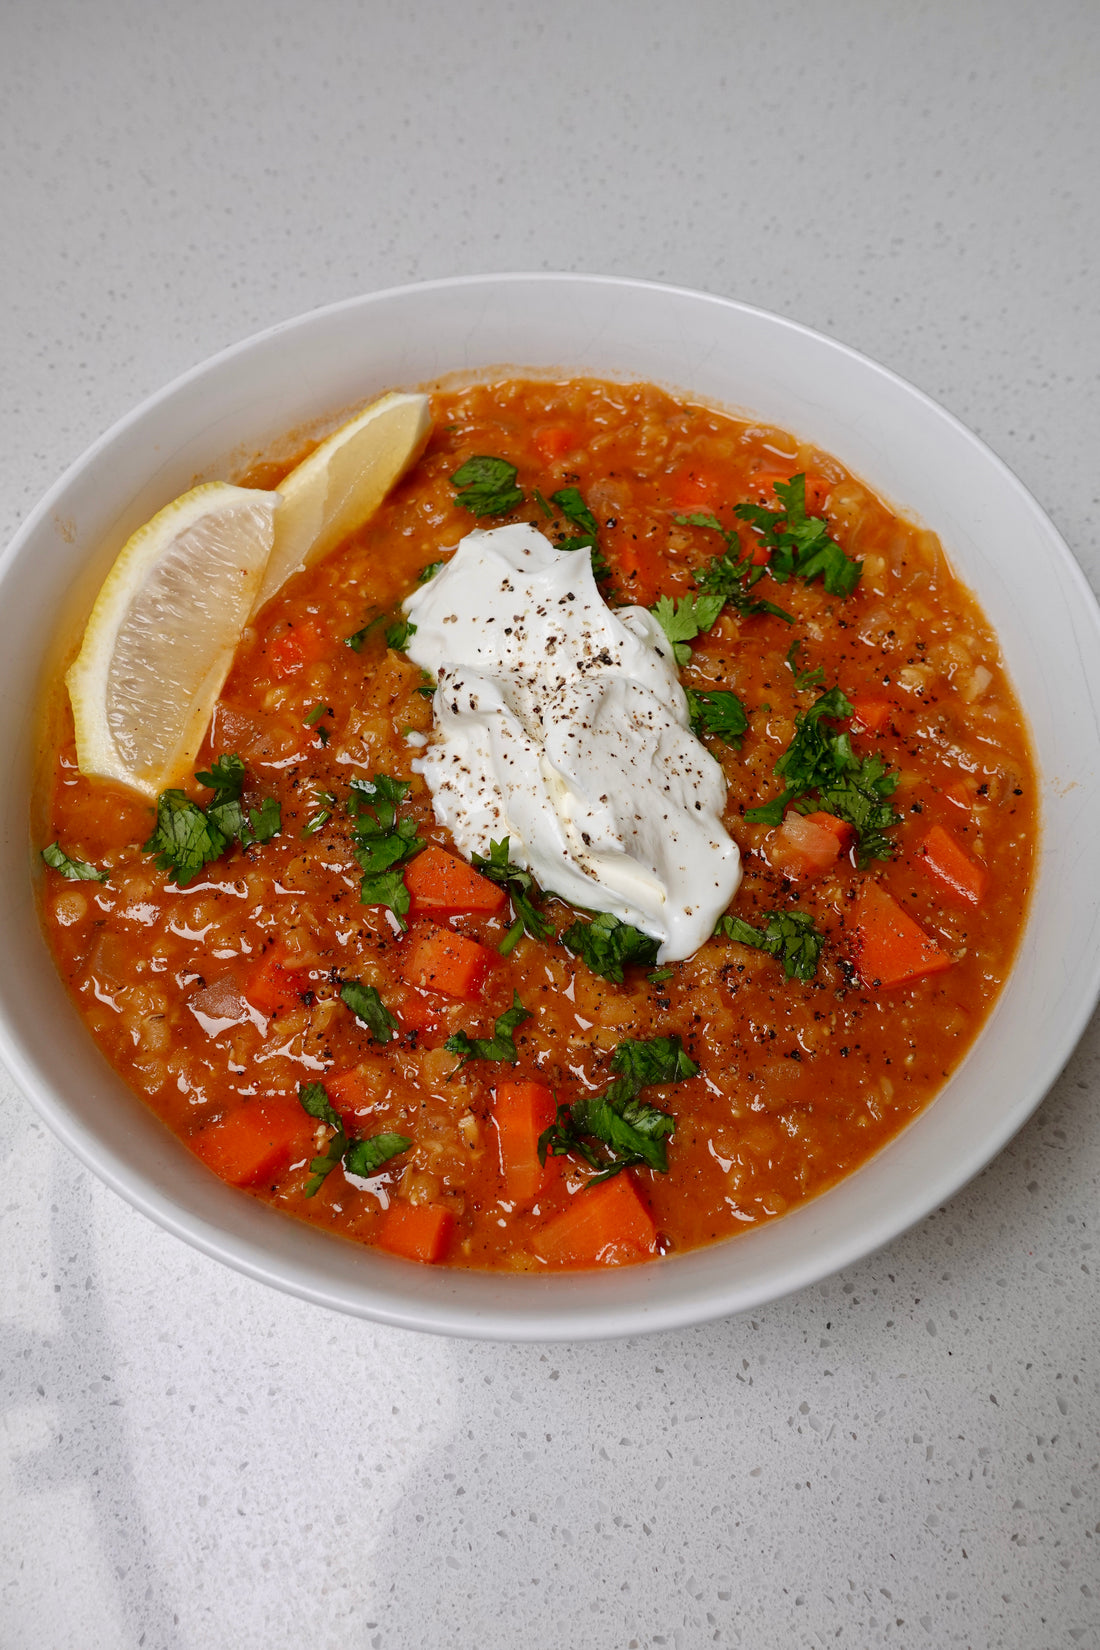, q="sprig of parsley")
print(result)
[717,909,826,982]
[339,978,398,1043]
[684,687,748,747]
[144,754,280,887]
[745,687,900,862]
[298,1081,410,1197]
[41,842,107,882]
[735,474,861,597]
[347,775,425,924]
[444,991,532,1071]
[538,1034,698,1182]
[470,837,554,953]
[561,911,660,983]
[451,456,525,516]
